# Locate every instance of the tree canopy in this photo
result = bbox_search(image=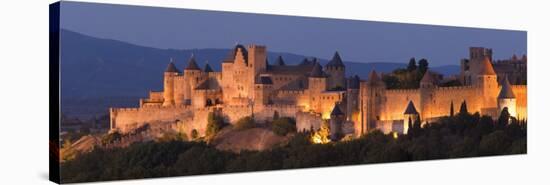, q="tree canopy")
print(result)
[60,111,526,183]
